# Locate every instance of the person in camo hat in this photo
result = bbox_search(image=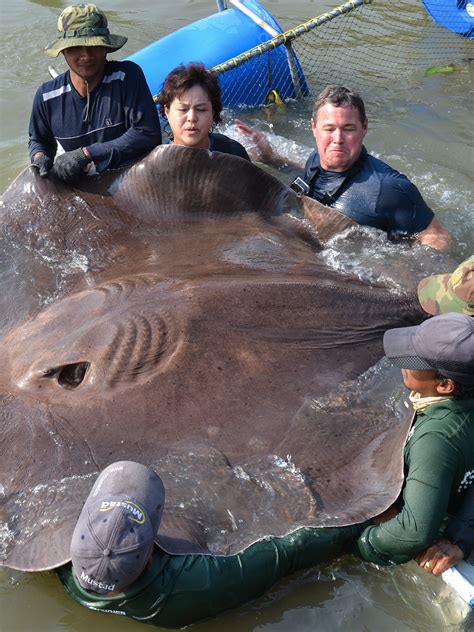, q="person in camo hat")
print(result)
[29,4,162,183]
[418,256,474,316]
